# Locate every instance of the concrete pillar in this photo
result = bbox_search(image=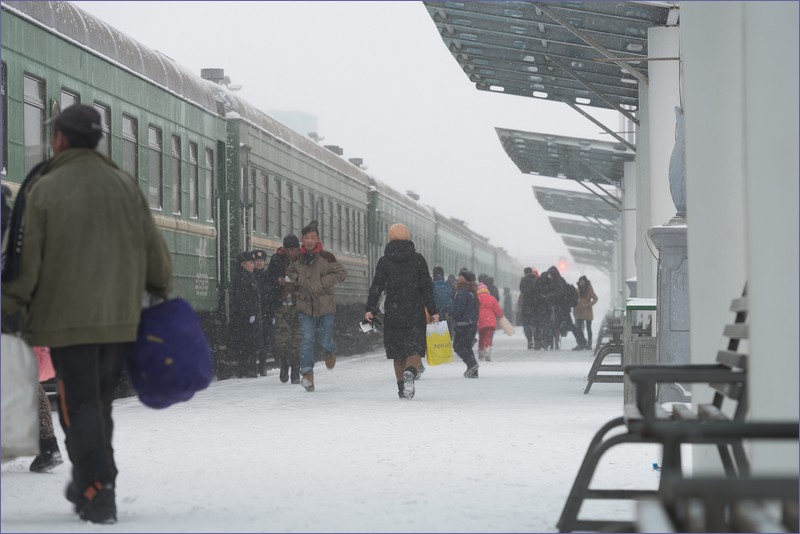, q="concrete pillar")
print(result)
[683,1,798,476]
[647,224,689,403]
[742,2,798,474]
[647,26,682,228]
[622,161,637,303]
[634,87,653,298]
